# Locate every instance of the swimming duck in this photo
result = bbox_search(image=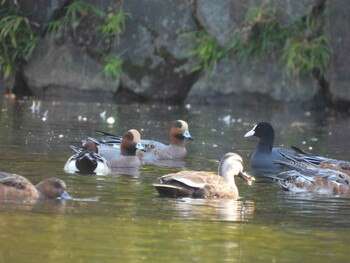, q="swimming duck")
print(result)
[64,141,110,175]
[153,152,255,199]
[0,172,70,200]
[97,129,145,168]
[139,120,193,162]
[269,161,350,195]
[279,146,350,176]
[96,120,193,163]
[244,122,292,172]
